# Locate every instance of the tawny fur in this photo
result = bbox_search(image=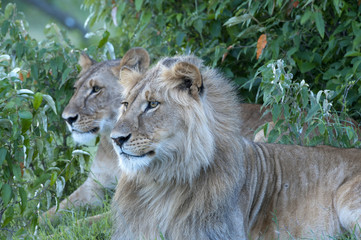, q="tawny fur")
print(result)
[111,55,361,240]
